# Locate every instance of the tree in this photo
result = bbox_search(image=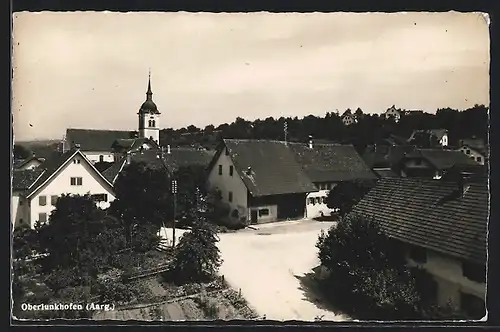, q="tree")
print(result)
[316,213,421,319]
[326,180,375,217]
[408,131,440,148]
[37,194,125,276]
[109,161,173,243]
[13,144,32,160]
[169,190,222,284]
[173,165,209,226]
